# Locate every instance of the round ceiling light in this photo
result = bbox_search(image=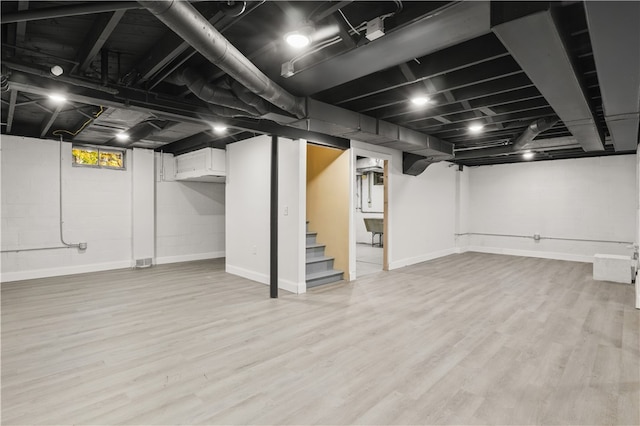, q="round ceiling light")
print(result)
[213,125,227,133]
[285,32,311,48]
[50,65,64,76]
[522,151,535,160]
[468,123,484,133]
[411,96,431,106]
[115,133,129,142]
[48,93,67,103]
